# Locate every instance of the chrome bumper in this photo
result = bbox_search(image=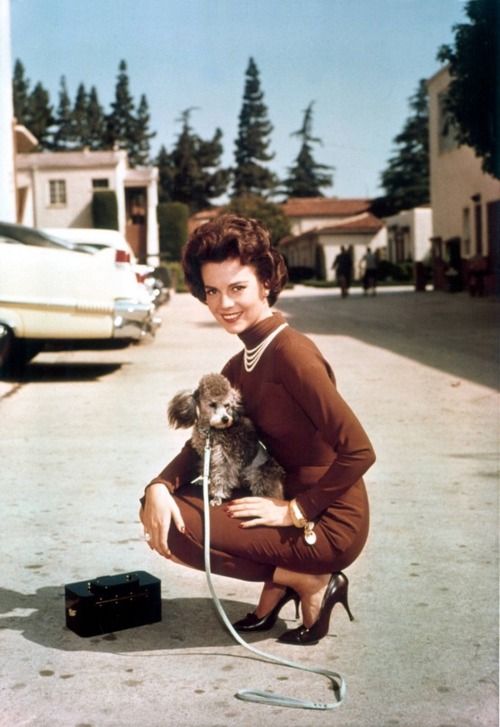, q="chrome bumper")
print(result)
[112,299,161,340]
